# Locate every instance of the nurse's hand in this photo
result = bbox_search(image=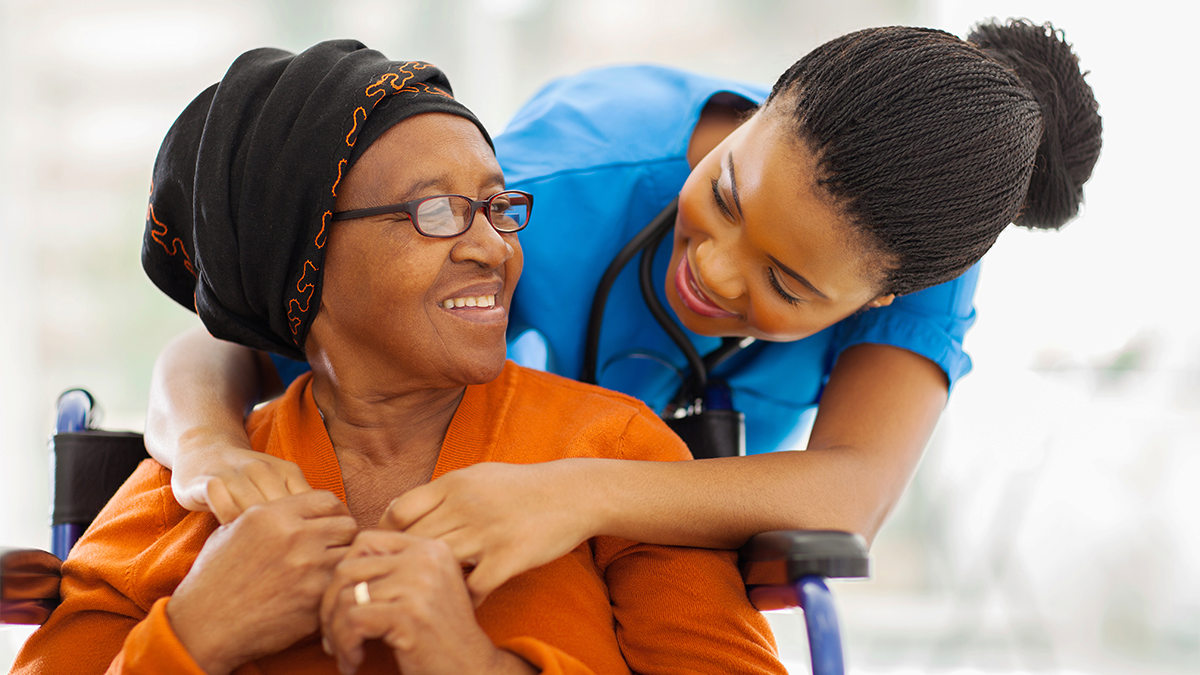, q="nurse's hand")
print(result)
[146,325,297,524]
[320,530,536,675]
[172,444,312,524]
[379,460,599,605]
